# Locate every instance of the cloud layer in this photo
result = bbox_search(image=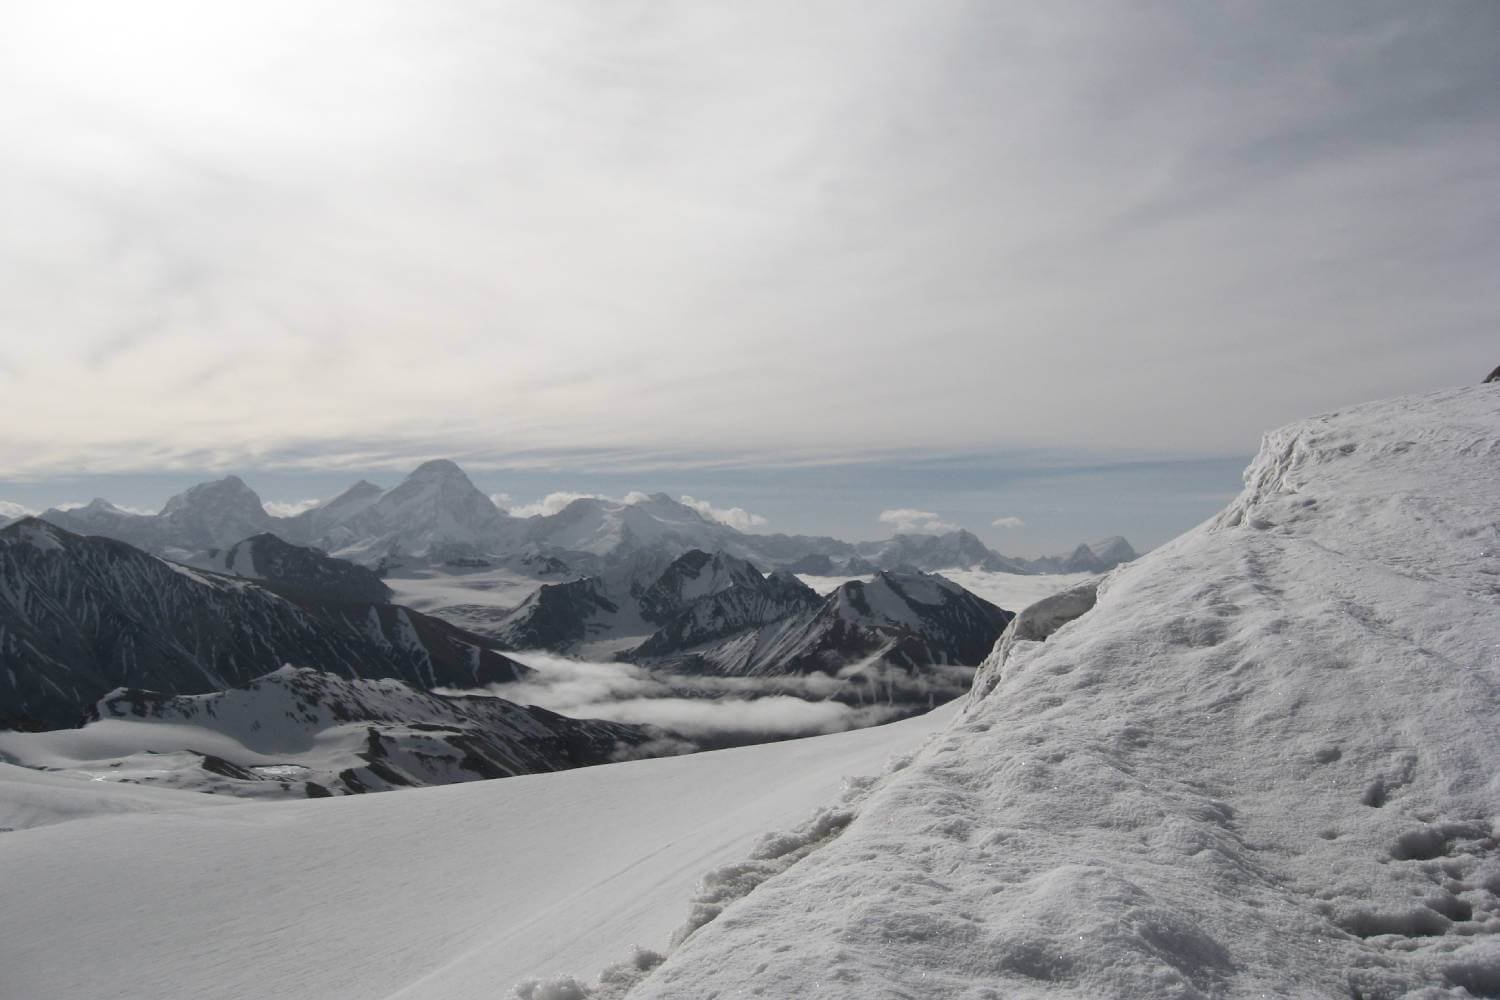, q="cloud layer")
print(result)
[679,495,767,531]
[481,652,904,744]
[878,508,957,534]
[1,3,1496,480]
[262,498,322,517]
